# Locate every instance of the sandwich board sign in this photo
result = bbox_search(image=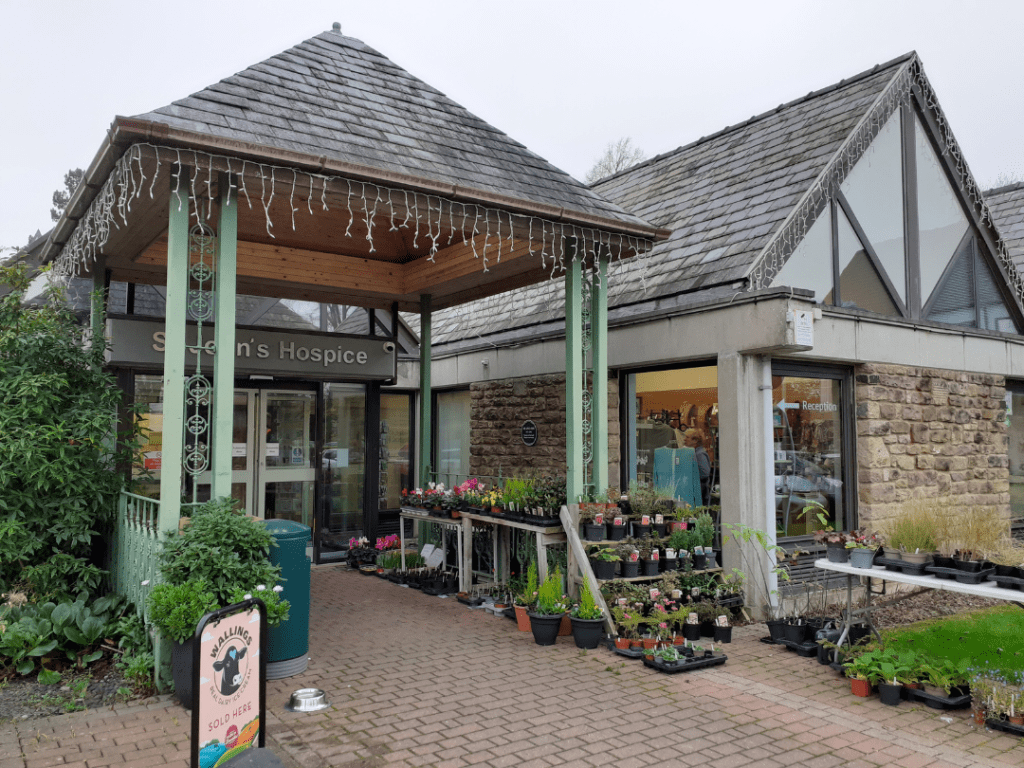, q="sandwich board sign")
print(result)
[192,599,267,768]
